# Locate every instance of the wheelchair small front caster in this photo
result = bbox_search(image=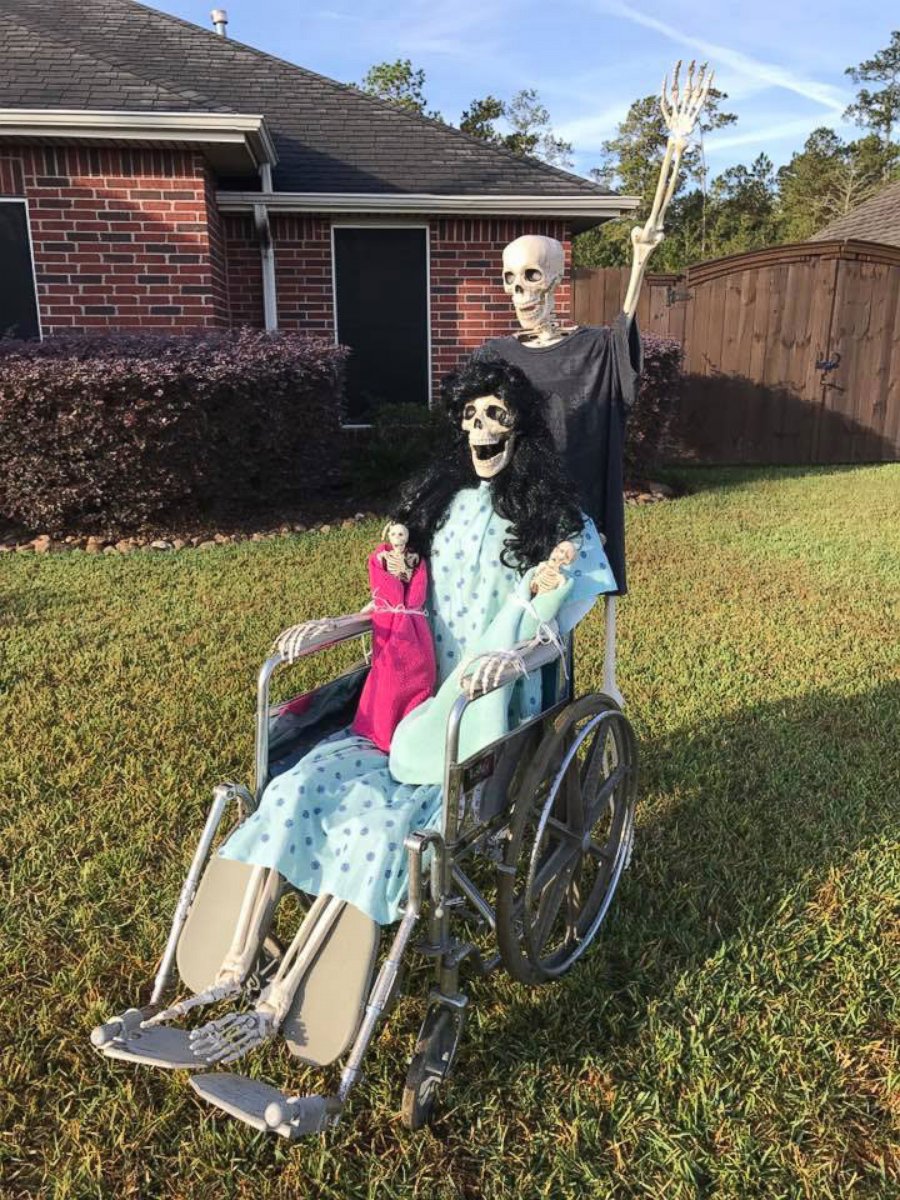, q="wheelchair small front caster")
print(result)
[400,1005,464,1130]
